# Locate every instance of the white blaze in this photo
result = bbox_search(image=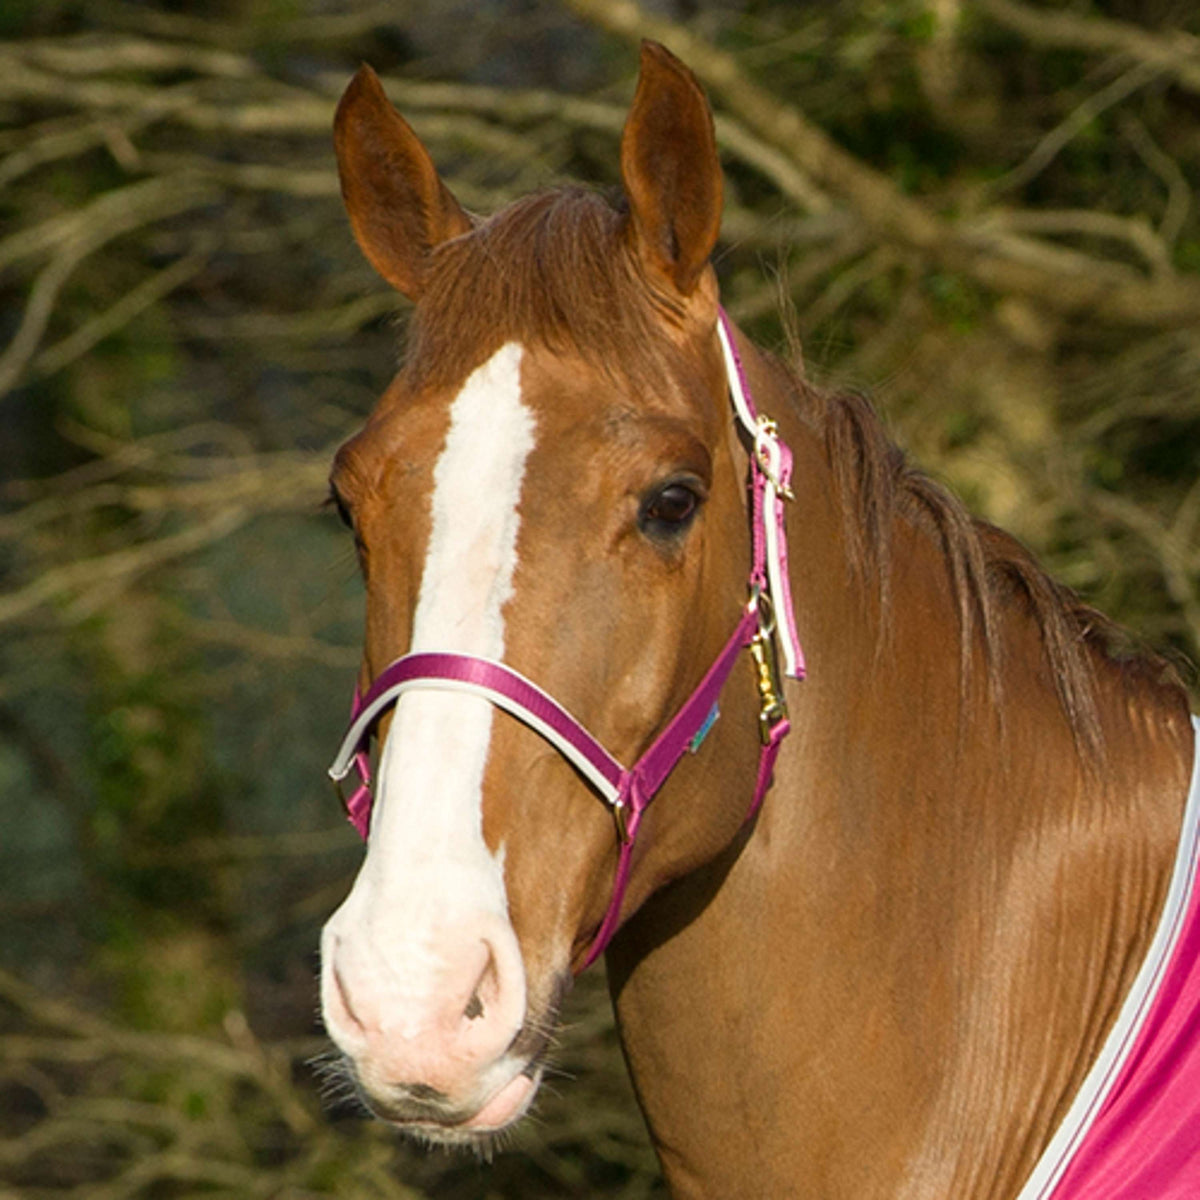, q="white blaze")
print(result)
[327,342,535,1025]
